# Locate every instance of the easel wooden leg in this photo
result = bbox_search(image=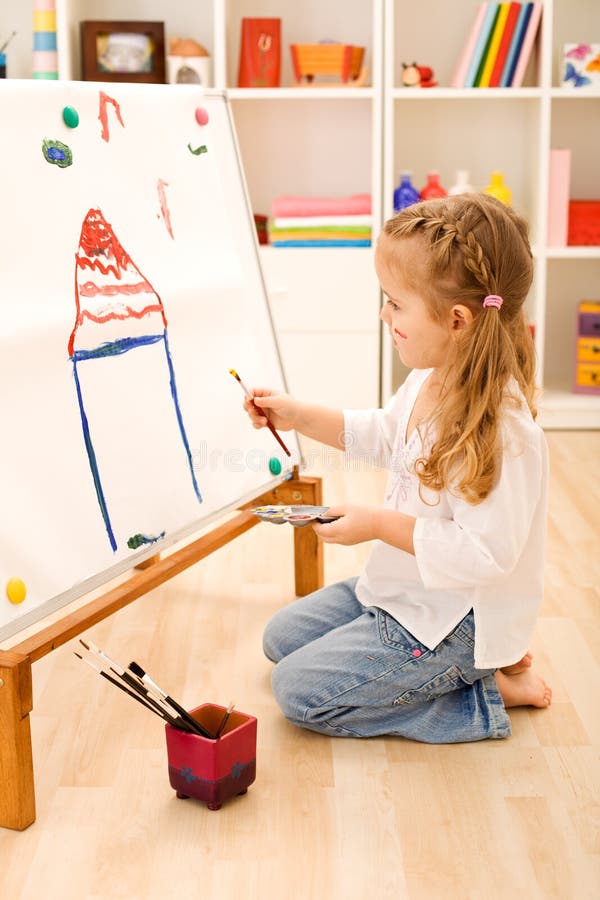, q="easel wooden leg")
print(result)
[289,475,324,596]
[241,470,326,596]
[0,651,36,830]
